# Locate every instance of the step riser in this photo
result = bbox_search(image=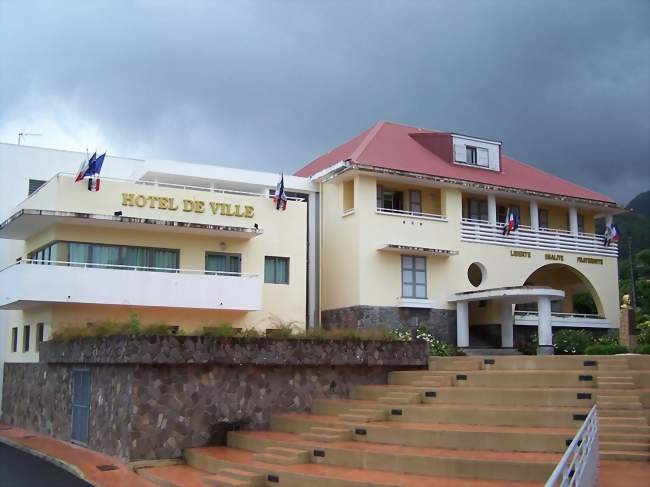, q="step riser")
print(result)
[352,426,572,453]
[352,386,597,407]
[601,433,650,443]
[601,452,650,462]
[601,442,650,452]
[219,468,265,486]
[229,433,555,483]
